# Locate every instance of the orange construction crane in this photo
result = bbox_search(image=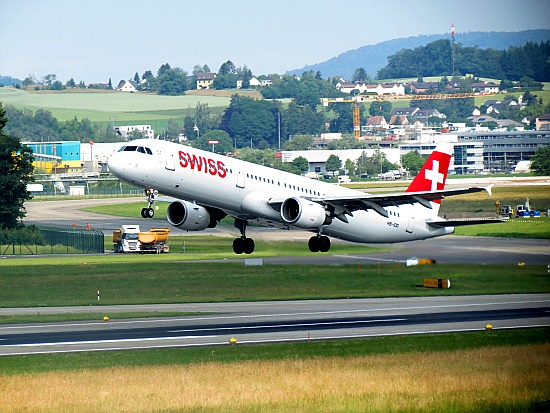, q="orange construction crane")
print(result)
[321,97,363,138]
